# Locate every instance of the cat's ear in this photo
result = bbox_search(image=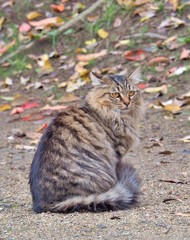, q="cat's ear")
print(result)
[128,67,142,84]
[90,71,110,86]
[90,72,103,86]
